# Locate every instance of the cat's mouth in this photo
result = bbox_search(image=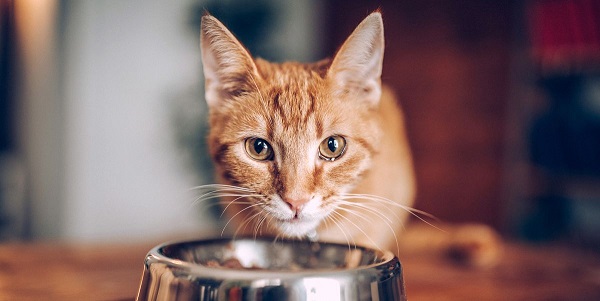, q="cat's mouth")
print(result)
[282,216,304,223]
[273,216,321,238]
[275,215,309,224]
